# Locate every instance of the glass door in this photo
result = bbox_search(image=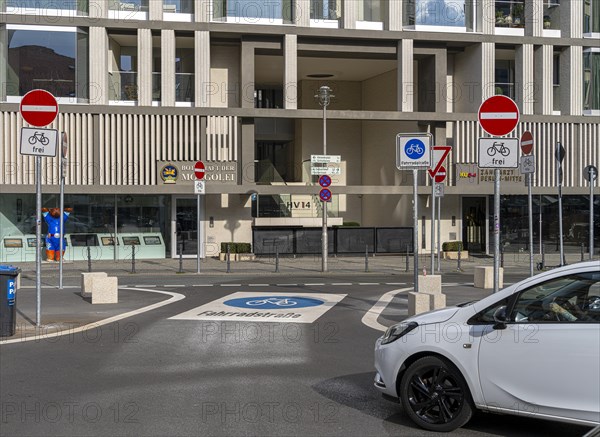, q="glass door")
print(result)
[174,197,198,257]
[462,197,487,253]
